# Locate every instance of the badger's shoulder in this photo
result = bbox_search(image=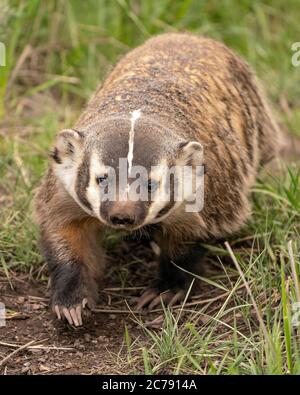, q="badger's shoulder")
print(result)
[33,167,88,229]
